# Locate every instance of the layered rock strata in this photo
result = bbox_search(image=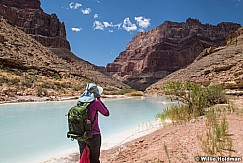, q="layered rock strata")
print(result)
[0,0,70,50]
[107,18,241,90]
[147,26,243,95]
